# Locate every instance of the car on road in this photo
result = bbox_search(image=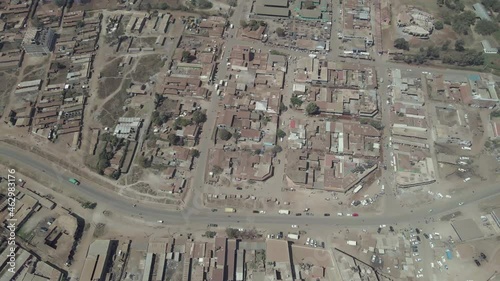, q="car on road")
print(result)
[337,212,343,216]
[324,213,330,216]
[474,259,481,266]
[352,213,359,217]
[68,178,80,185]
[211,208,218,212]
[208,223,218,227]
[459,202,464,206]
[296,213,302,216]
[291,224,298,228]
[157,220,163,223]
